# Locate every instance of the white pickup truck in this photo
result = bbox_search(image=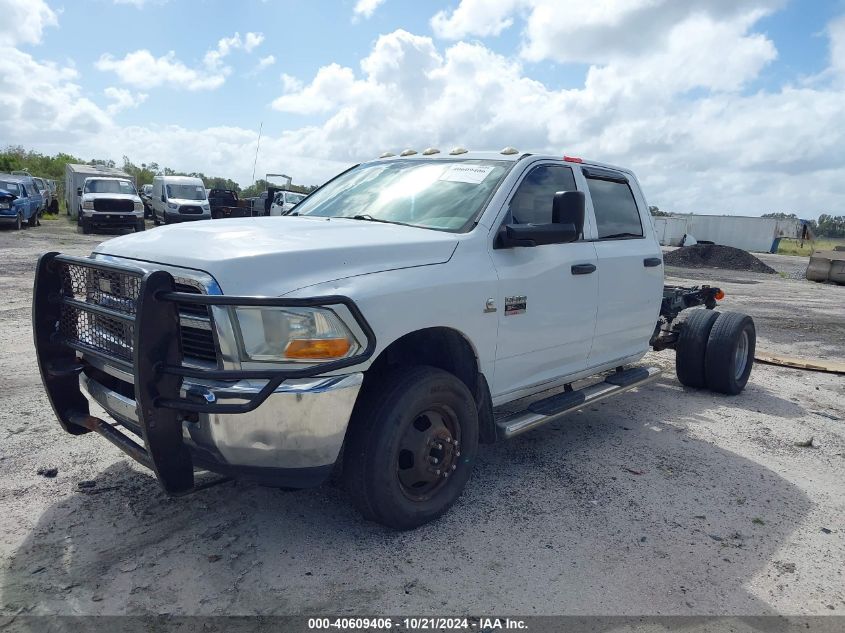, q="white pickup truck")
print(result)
[33,149,755,529]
